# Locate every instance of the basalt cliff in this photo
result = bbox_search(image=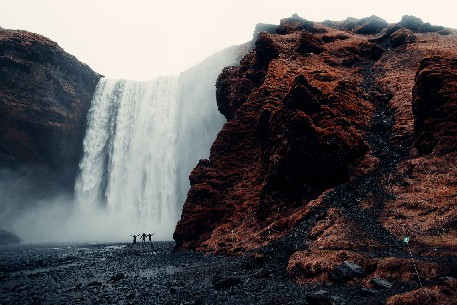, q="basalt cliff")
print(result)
[175,15,457,304]
[0,27,100,194]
